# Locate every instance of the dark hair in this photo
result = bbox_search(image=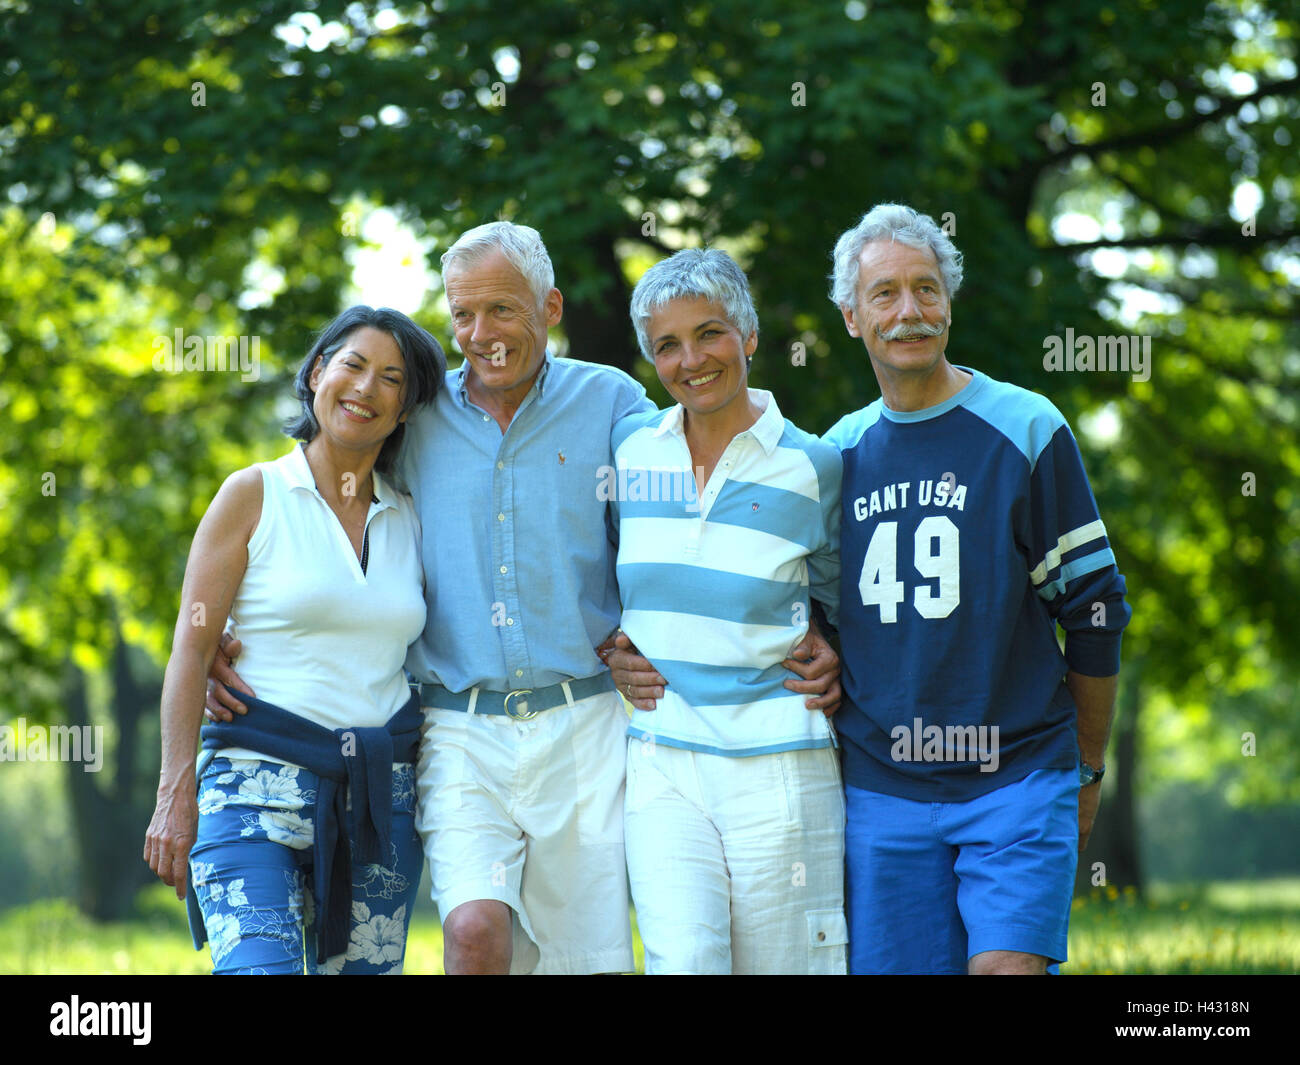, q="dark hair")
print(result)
[283,306,446,478]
